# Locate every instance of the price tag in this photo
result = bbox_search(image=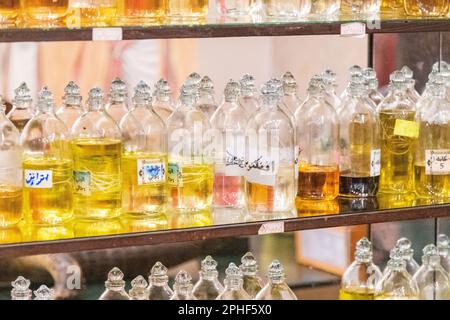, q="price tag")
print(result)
[137,160,166,185]
[370,149,381,177]
[258,221,285,235]
[168,163,182,186]
[393,119,420,138]
[340,22,366,37]
[425,150,450,175]
[92,28,123,41]
[25,169,53,188]
[74,171,91,195]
